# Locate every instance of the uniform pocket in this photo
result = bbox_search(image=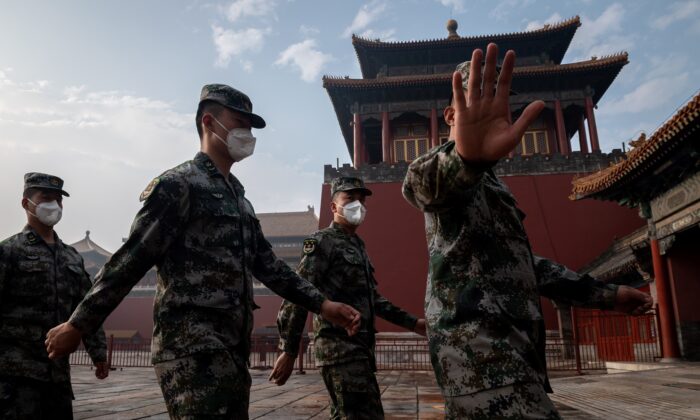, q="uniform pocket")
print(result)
[13,261,51,296]
[17,260,50,272]
[341,249,363,266]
